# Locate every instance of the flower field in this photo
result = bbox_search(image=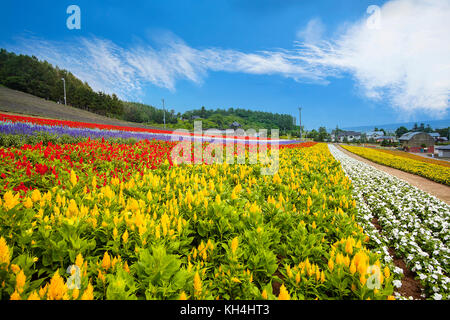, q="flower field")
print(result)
[0,130,398,300]
[374,148,450,168]
[341,145,450,186]
[329,145,450,299]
